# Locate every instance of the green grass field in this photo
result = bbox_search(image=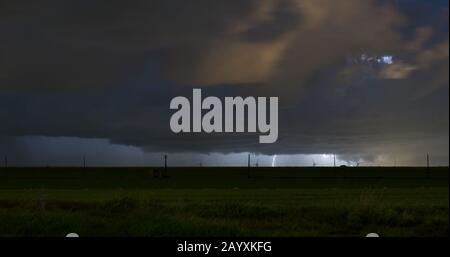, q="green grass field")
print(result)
[0,167,448,237]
